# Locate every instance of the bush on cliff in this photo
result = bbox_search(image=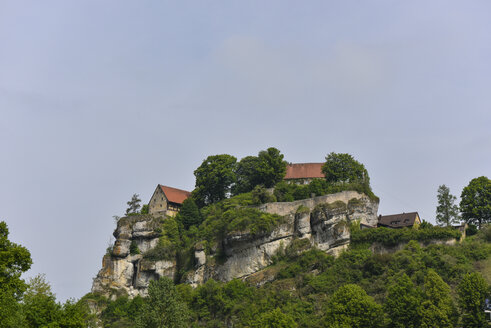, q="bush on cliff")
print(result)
[274,179,378,203]
[350,226,462,247]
